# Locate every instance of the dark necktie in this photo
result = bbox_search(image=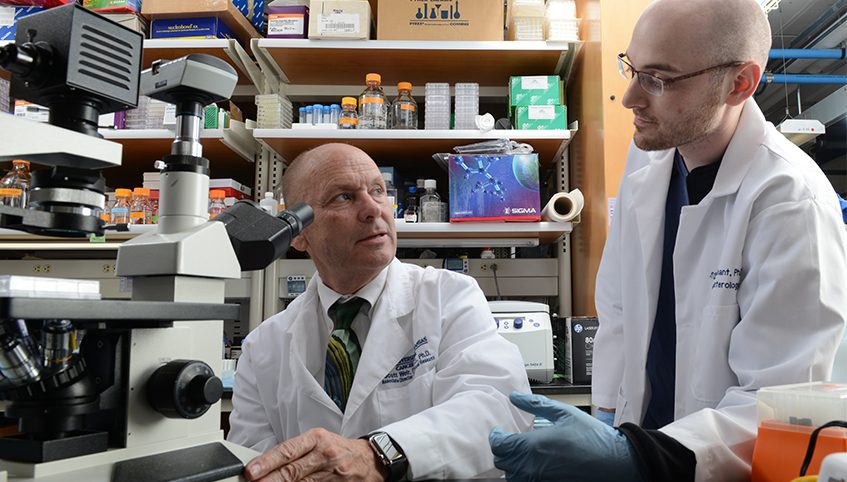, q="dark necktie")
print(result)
[324,297,367,412]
